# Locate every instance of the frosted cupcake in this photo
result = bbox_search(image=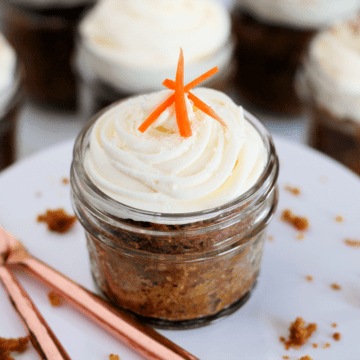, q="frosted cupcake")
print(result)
[70,52,279,328]
[76,0,234,116]
[231,0,359,115]
[299,13,360,175]
[2,0,96,111]
[0,34,22,171]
